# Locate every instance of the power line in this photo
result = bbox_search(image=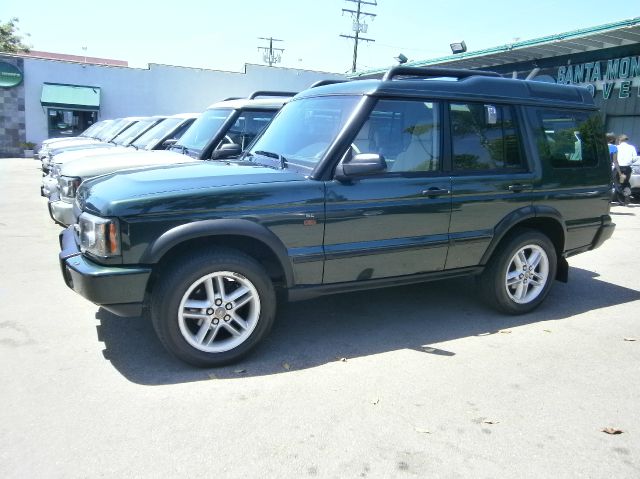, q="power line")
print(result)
[340,0,377,73]
[258,37,284,67]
